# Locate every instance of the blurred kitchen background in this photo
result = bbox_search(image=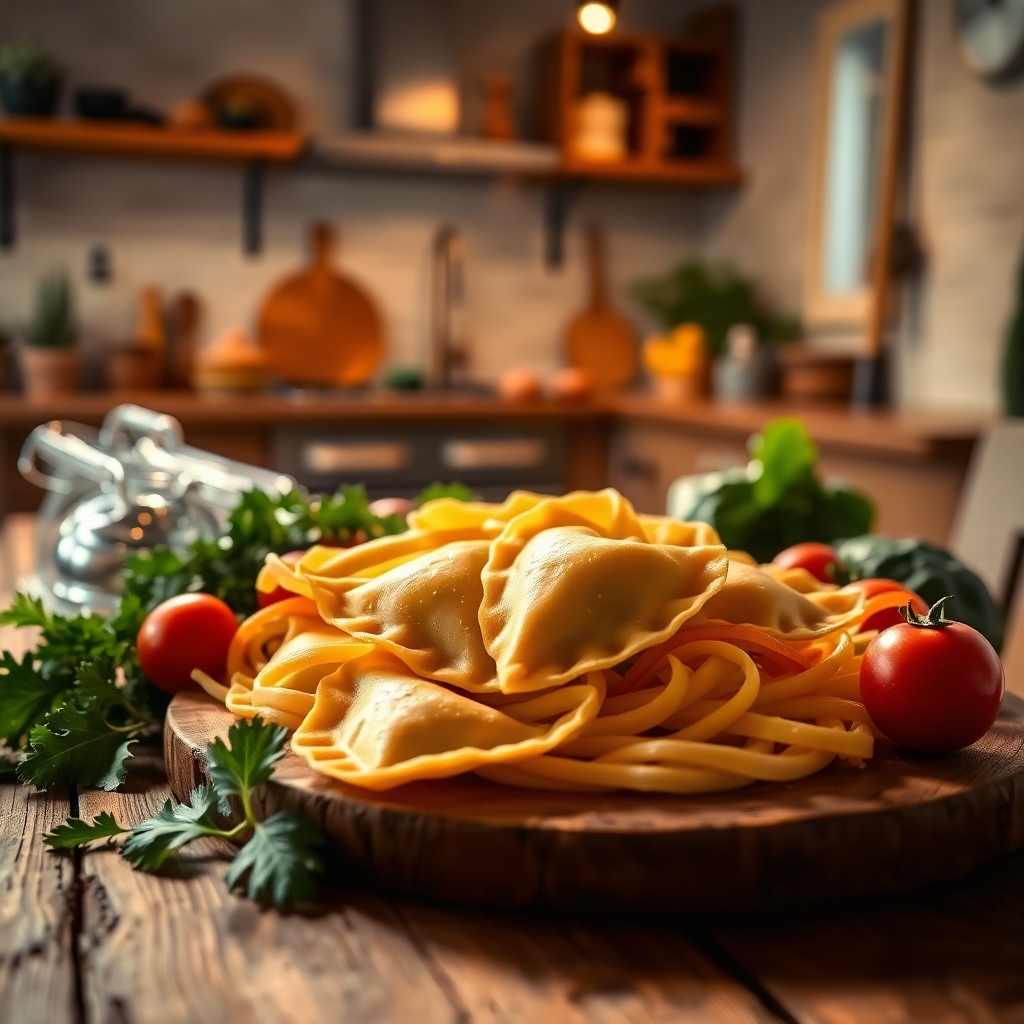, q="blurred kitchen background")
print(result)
[1,0,1023,553]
